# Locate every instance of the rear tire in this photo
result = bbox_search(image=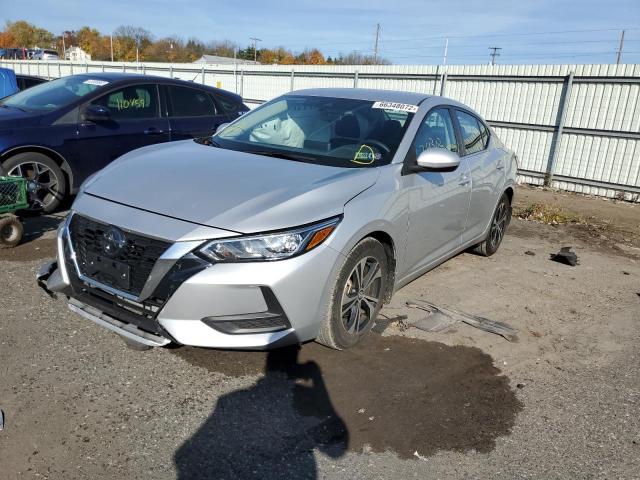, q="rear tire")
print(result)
[2,153,67,214]
[0,215,23,248]
[316,237,388,350]
[472,192,511,257]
